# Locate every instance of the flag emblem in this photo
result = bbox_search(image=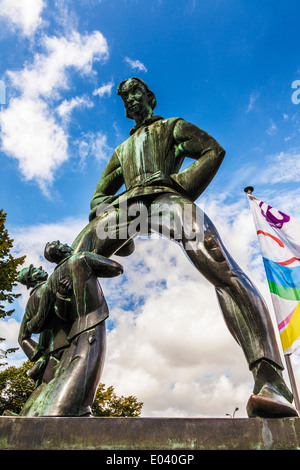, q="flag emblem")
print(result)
[248,194,300,355]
